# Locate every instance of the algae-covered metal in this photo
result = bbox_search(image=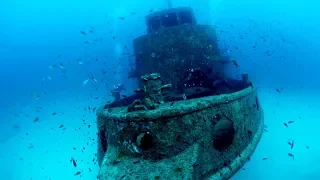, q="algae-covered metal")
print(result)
[132,24,227,90]
[96,87,263,179]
